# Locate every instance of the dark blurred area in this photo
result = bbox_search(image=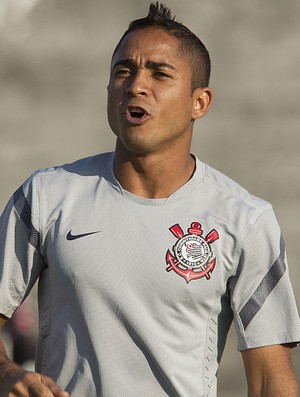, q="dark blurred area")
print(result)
[0,1,299,395]
[2,296,37,370]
